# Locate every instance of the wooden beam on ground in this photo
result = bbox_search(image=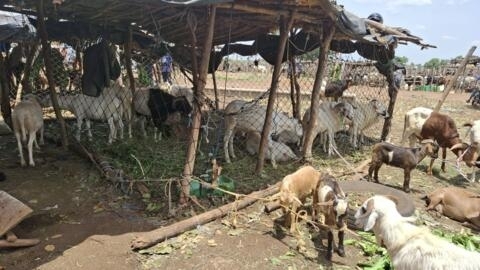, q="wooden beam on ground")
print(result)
[302,21,335,159]
[36,0,68,149]
[434,46,477,112]
[255,12,296,173]
[131,182,281,250]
